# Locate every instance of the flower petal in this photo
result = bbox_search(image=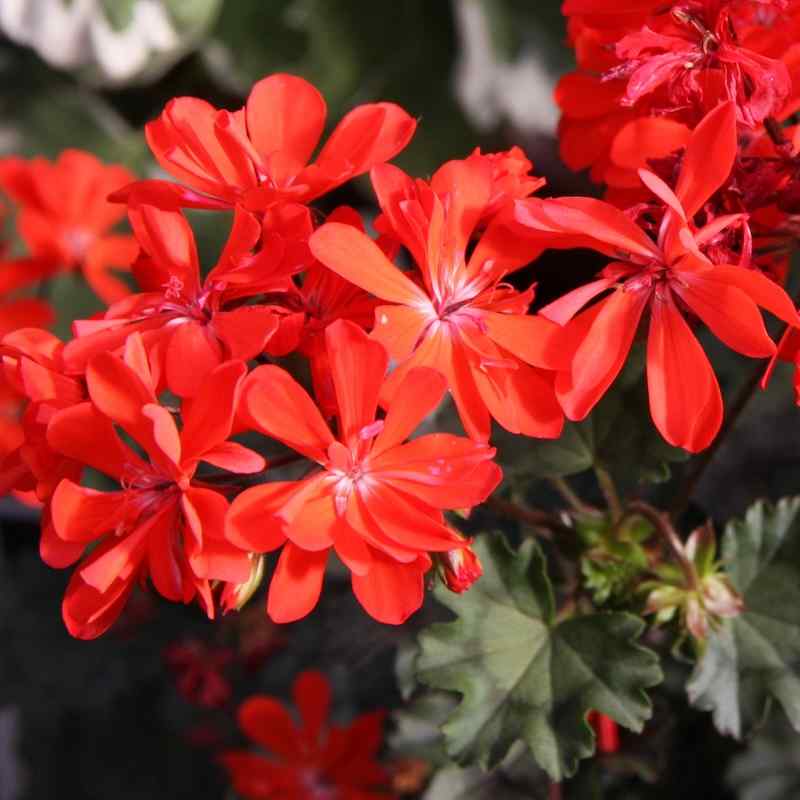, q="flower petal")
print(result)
[351,552,426,624]
[310,222,429,306]
[676,102,737,218]
[267,542,328,623]
[245,73,326,182]
[243,365,334,463]
[647,295,723,452]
